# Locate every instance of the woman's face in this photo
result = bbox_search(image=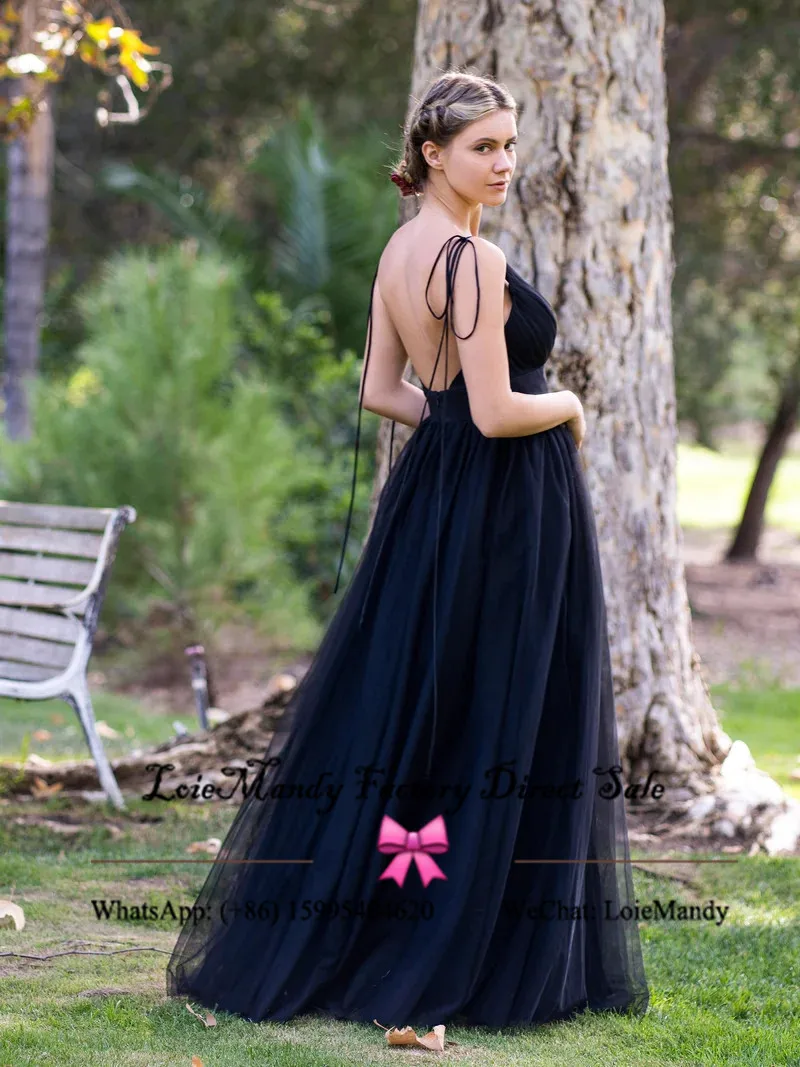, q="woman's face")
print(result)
[424,110,517,203]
